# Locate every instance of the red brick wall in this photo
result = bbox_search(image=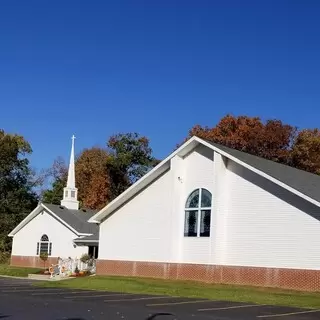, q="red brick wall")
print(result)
[11,255,59,268]
[96,259,320,292]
